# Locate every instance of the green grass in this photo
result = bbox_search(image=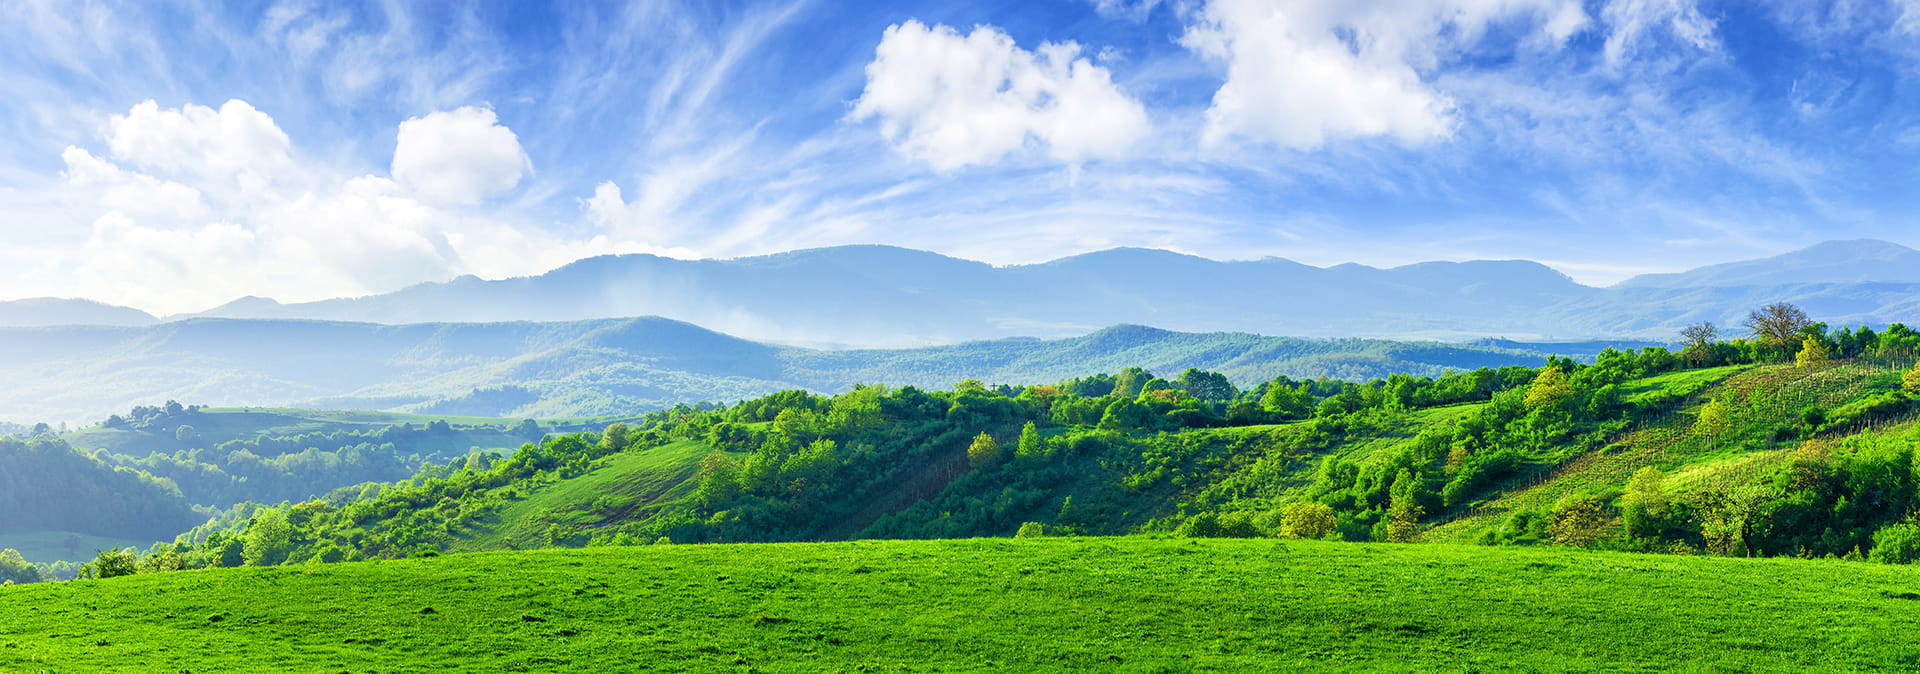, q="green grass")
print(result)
[0,532,158,565]
[457,440,719,551]
[6,537,1920,672]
